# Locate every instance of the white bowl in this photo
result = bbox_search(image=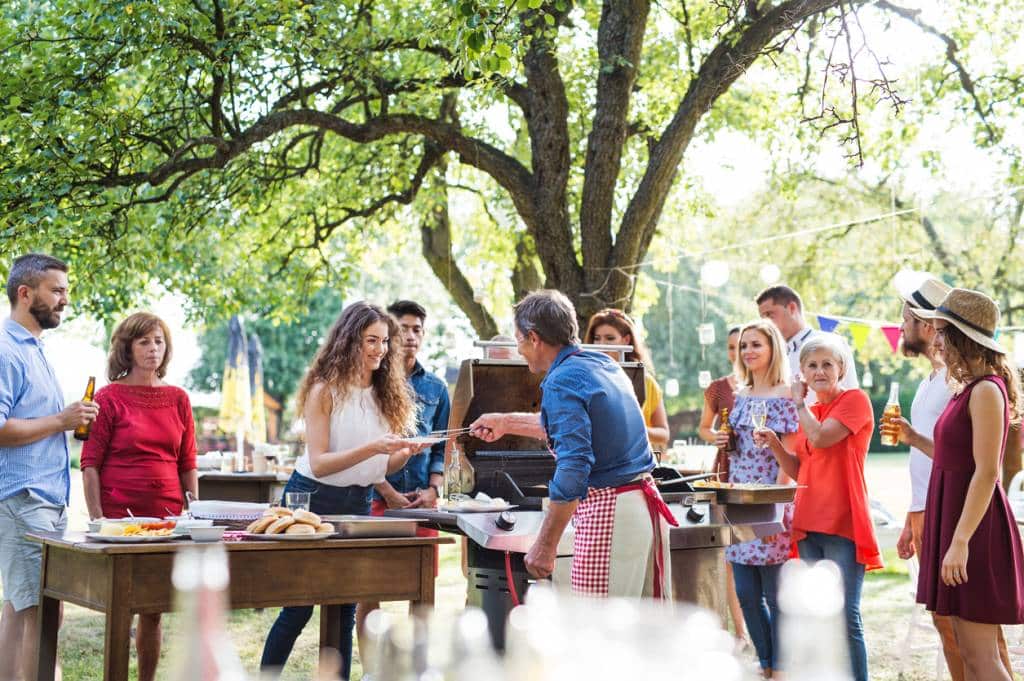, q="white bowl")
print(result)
[189,526,227,543]
[170,518,214,534]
